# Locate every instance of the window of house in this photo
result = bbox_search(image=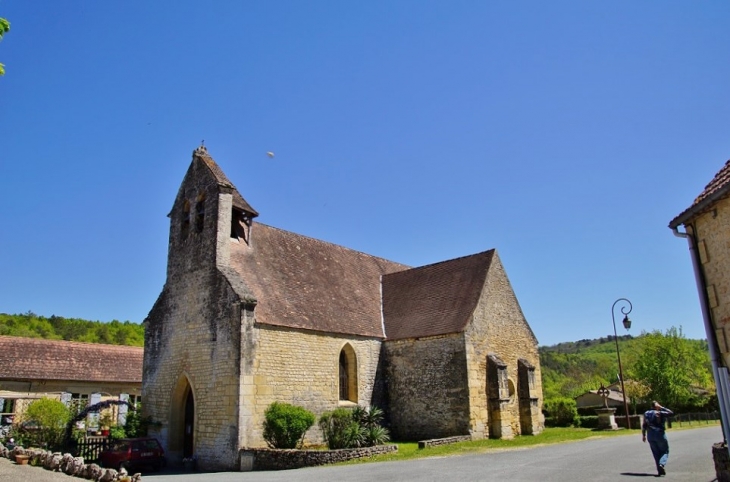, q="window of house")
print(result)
[69,393,89,417]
